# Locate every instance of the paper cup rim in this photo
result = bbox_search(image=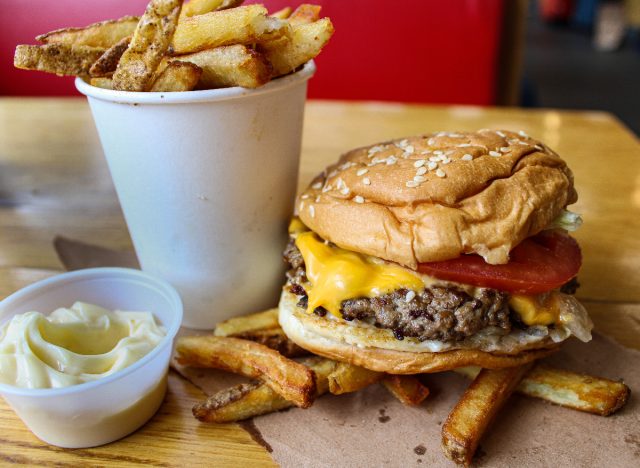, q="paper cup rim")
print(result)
[75,61,316,105]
